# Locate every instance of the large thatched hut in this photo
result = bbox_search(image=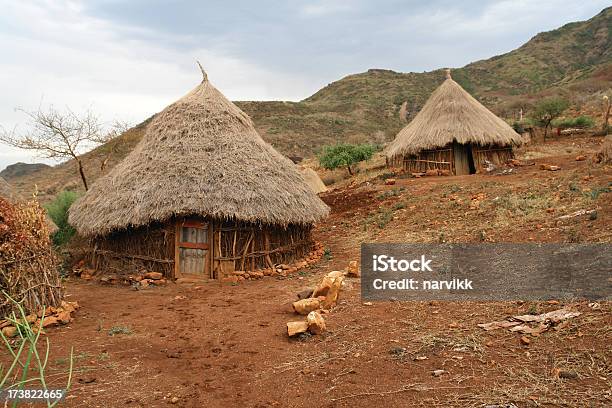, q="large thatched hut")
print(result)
[69,67,329,280]
[386,70,522,175]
